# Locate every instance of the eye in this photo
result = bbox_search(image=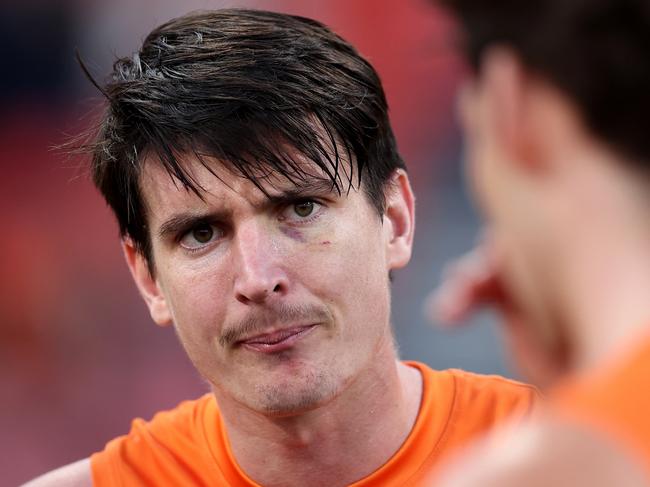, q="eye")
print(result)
[179,223,220,250]
[280,199,322,223]
[294,201,315,218]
